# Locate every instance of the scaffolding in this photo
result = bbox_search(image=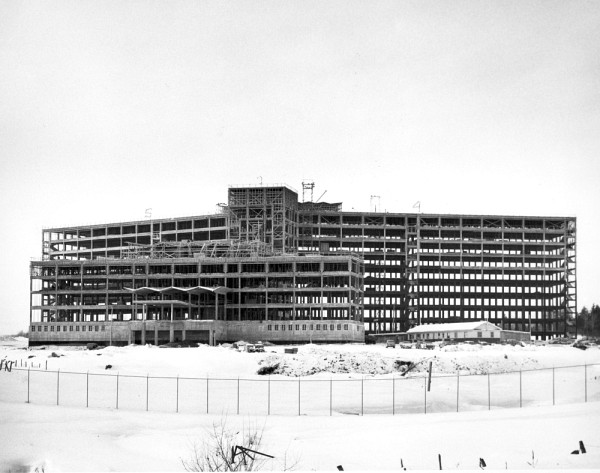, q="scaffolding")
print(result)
[227,186,298,254]
[121,239,277,260]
